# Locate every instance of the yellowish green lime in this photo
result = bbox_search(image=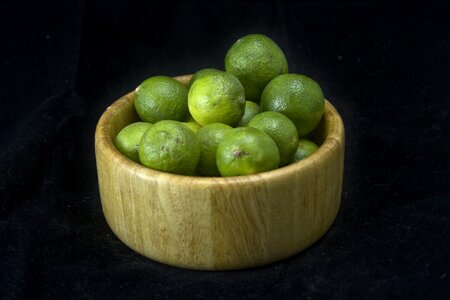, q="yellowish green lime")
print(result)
[292,139,319,162]
[182,120,202,133]
[188,71,245,126]
[261,74,324,137]
[115,122,152,163]
[238,101,260,126]
[135,76,188,123]
[139,120,200,175]
[188,68,221,89]
[196,123,233,176]
[216,127,280,176]
[248,111,298,166]
[225,34,288,101]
